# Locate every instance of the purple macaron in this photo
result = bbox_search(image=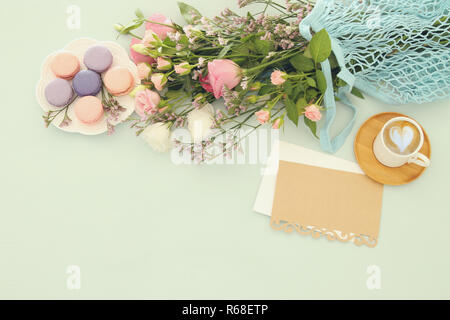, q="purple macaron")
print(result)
[72,70,102,97]
[45,78,74,107]
[83,45,113,73]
